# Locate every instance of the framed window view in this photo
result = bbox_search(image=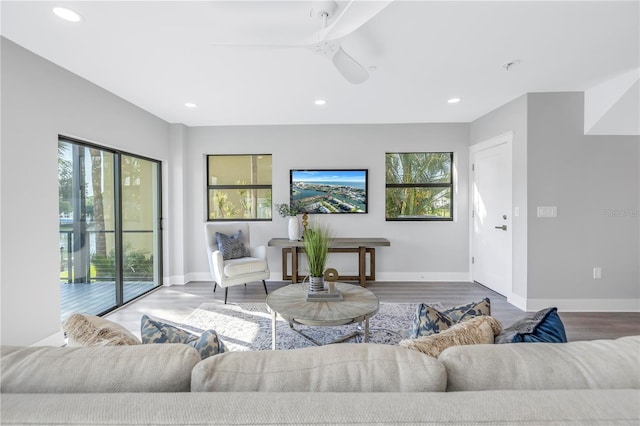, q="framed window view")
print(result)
[385,152,453,221]
[206,154,272,221]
